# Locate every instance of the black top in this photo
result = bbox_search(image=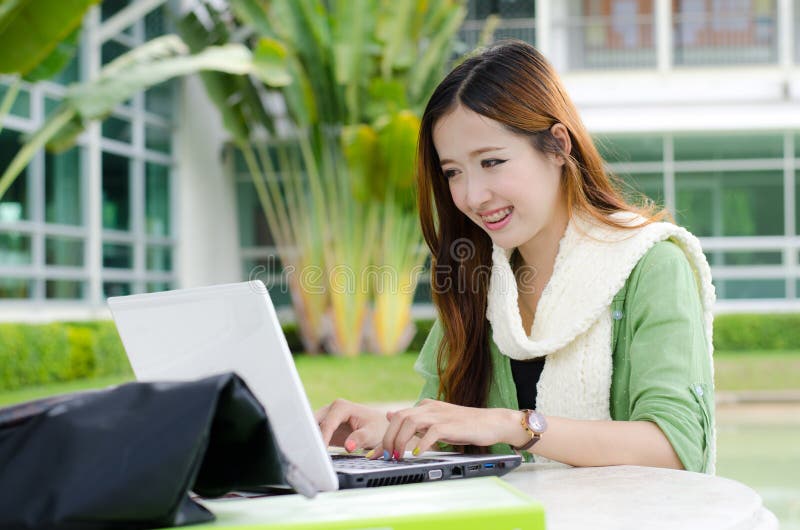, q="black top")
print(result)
[510,357,546,410]
[509,249,545,410]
